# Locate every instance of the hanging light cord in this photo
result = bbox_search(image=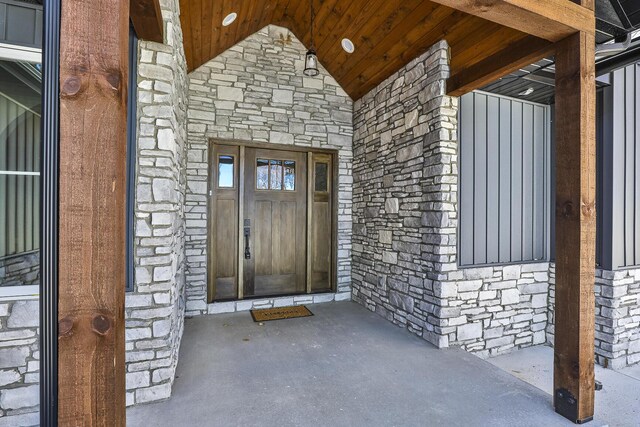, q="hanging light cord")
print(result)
[309,0,315,49]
